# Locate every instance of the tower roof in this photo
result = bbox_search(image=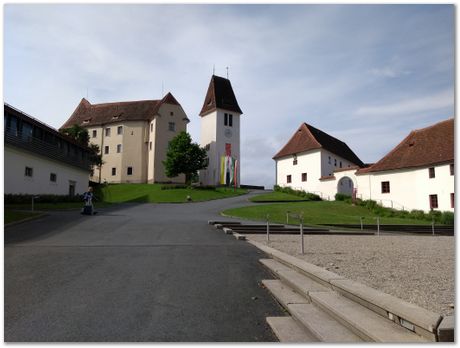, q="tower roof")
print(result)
[60,92,187,129]
[273,122,364,167]
[363,118,454,173]
[199,75,243,116]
